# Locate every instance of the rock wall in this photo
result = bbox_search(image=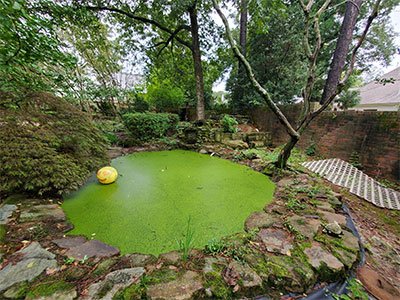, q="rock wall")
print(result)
[250,106,399,181]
